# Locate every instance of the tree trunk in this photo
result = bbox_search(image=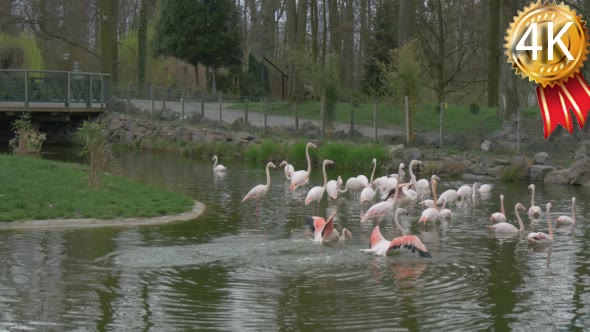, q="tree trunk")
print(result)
[99,0,113,77]
[342,0,354,90]
[111,0,119,85]
[498,0,519,118]
[322,0,327,62]
[359,0,368,89]
[137,0,148,89]
[487,0,500,107]
[328,0,341,55]
[398,0,416,46]
[435,0,445,105]
[311,0,319,62]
